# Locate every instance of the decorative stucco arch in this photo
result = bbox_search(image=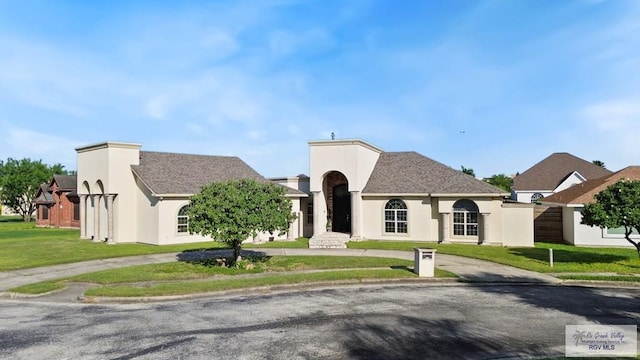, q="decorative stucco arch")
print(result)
[322,171,351,233]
